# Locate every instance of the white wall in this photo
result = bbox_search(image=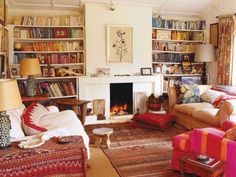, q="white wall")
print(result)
[200,0,236,85]
[85,3,152,76]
